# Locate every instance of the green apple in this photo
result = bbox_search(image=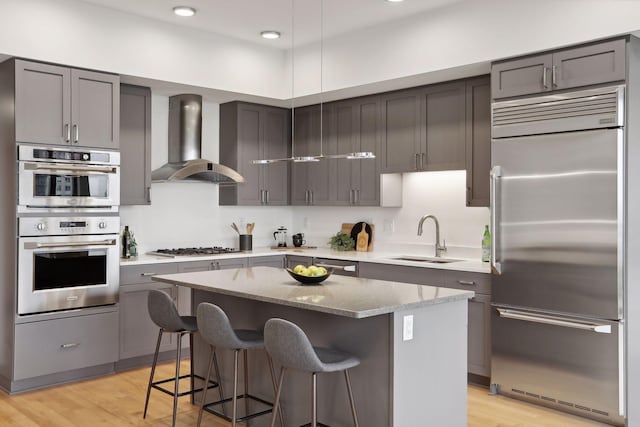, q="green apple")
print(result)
[317,267,328,275]
[293,264,306,274]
